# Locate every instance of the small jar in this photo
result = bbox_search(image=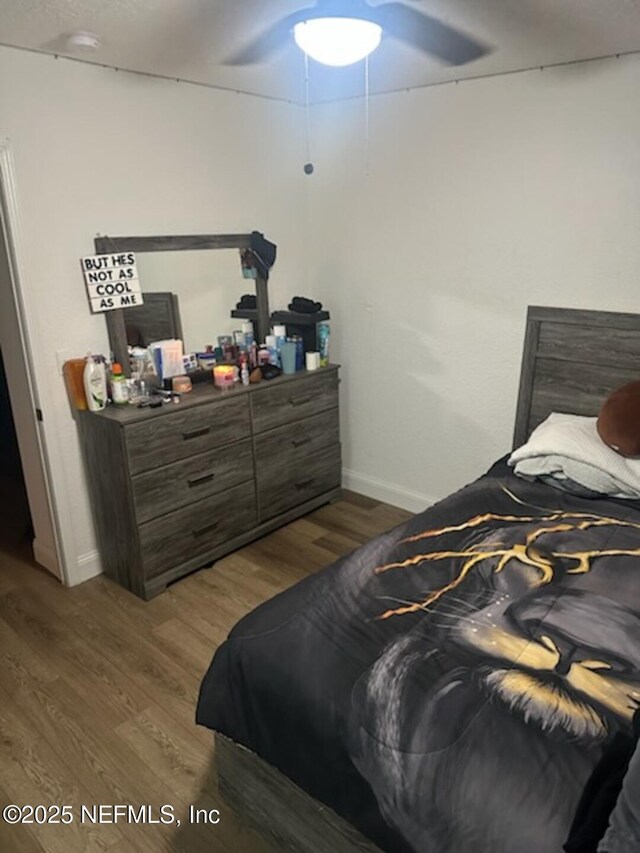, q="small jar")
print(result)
[172,375,192,394]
